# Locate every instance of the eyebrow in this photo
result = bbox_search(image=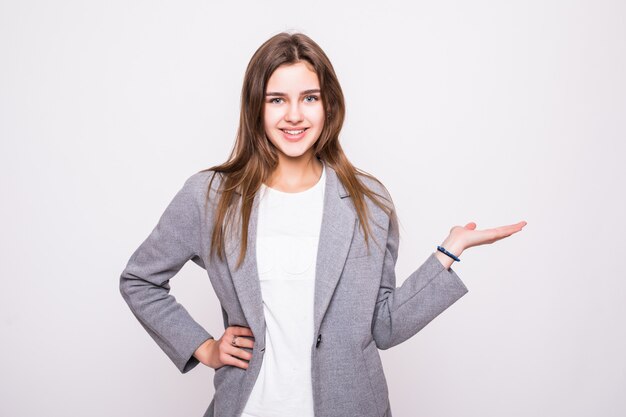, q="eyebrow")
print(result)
[265,89,321,96]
